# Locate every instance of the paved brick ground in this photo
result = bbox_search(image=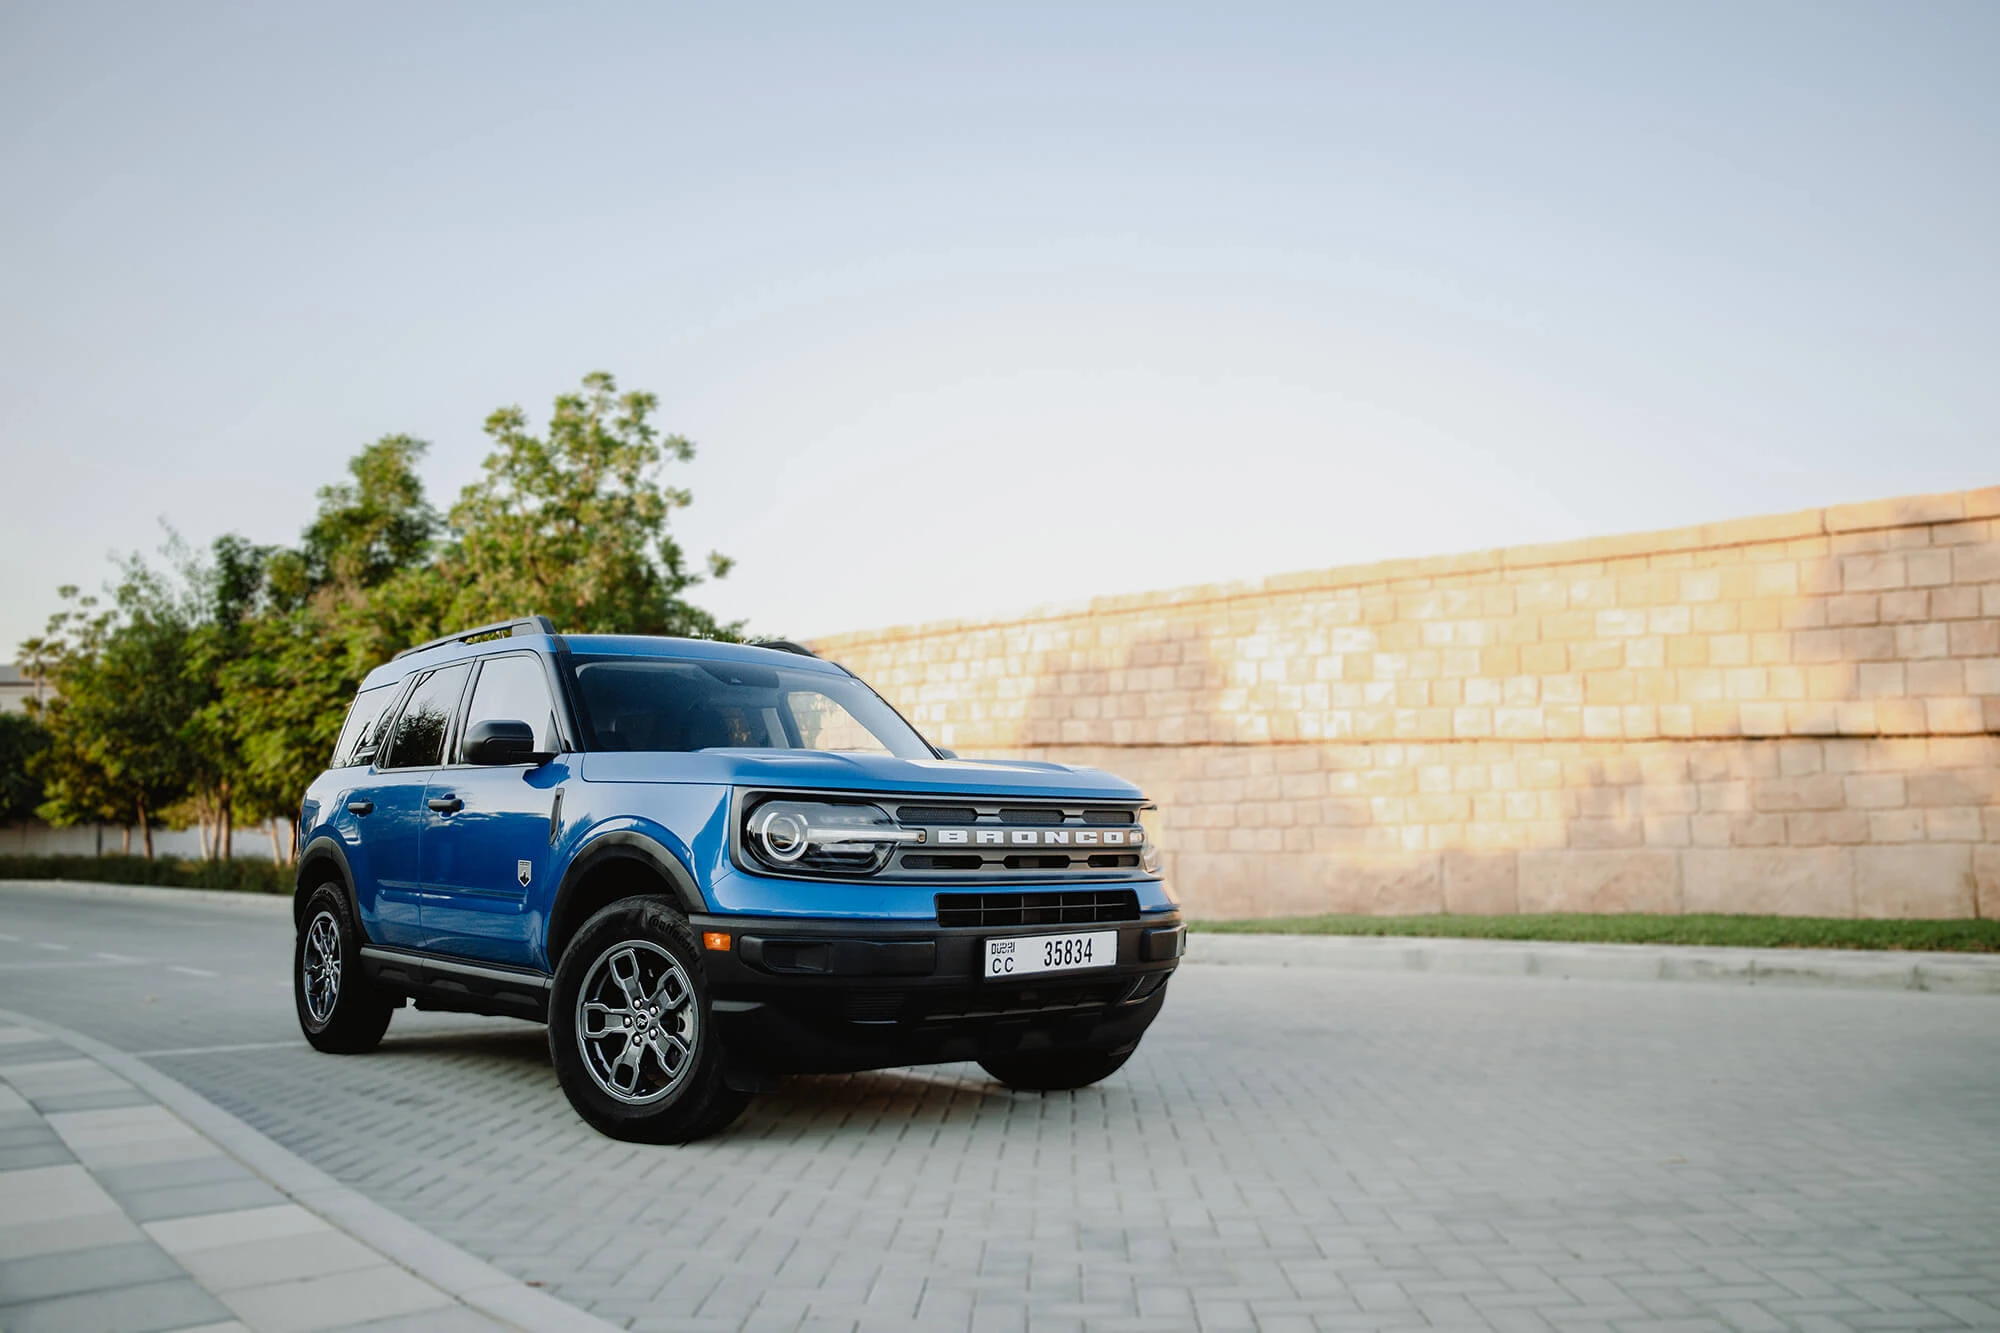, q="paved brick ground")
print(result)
[2,883,1998,1332]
